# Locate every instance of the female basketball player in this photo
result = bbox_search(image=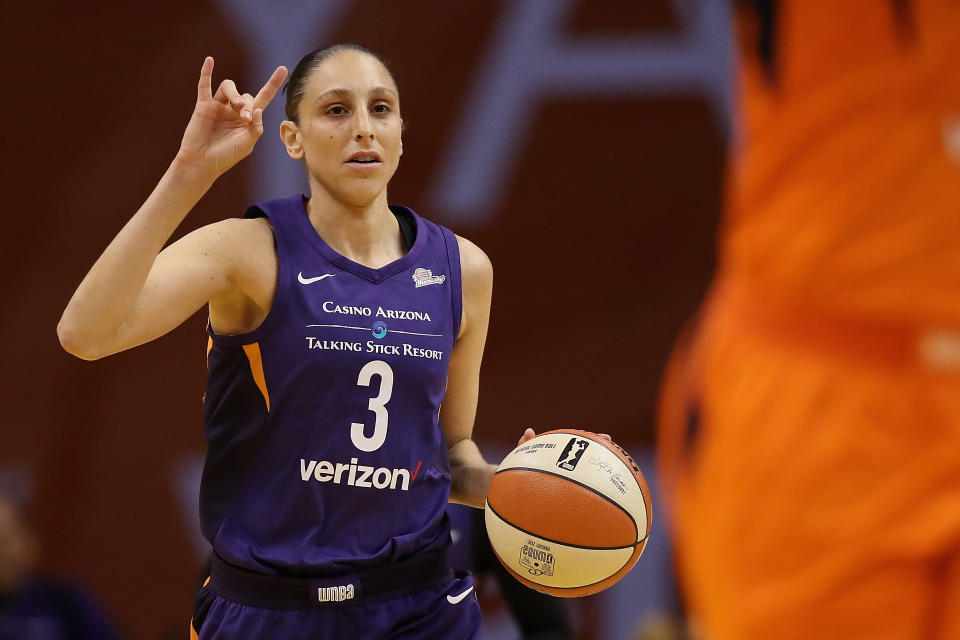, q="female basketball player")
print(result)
[58,44,514,639]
